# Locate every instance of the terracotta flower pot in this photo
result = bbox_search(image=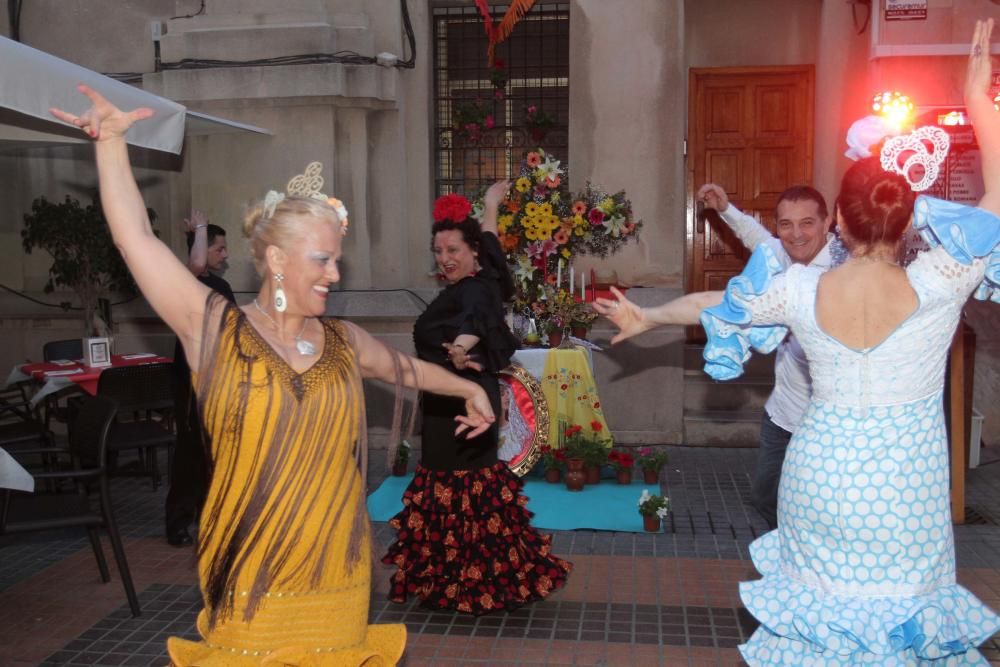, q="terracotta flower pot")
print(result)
[391,462,408,476]
[565,458,585,491]
[545,467,561,483]
[642,515,661,532]
[585,464,601,485]
[615,469,632,485]
[547,330,563,347]
[571,326,588,340]
[642,468,659,484]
